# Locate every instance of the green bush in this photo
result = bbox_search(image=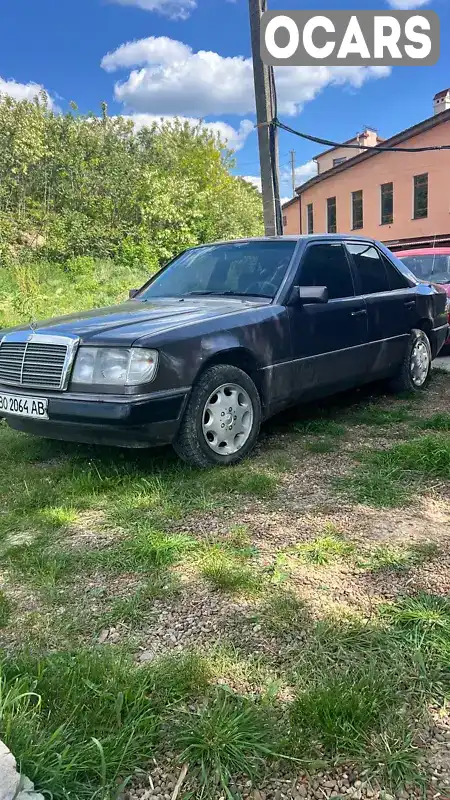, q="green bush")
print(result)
[0,96,263,288]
